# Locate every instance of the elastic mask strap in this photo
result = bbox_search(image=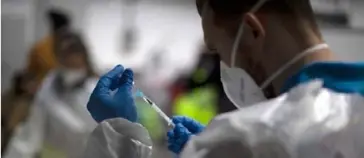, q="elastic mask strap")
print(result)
[259,43,329,89]
[230,0,269,67]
